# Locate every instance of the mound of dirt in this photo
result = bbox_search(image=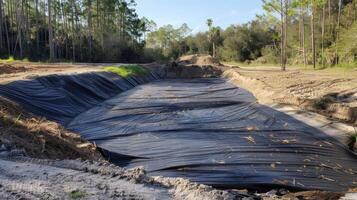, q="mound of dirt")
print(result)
[176,54,222,66]
[0,97,102,160]
[166,55,223,78]
[0,64,27,75]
